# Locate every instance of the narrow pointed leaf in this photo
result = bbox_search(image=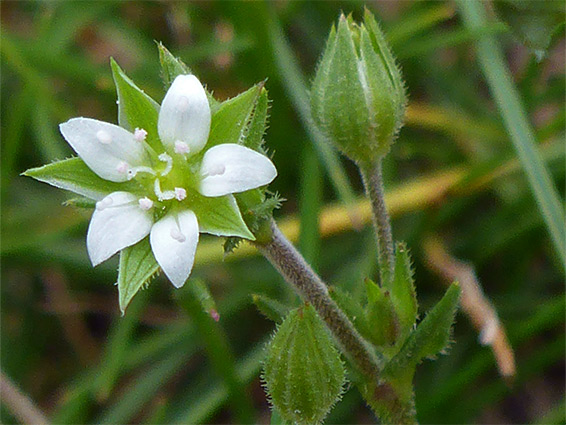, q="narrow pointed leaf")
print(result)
[328,286,371,341]
[365,279,400,347]
[385,283,461,375]
[23,157,142,201]
[118,238,160,314]
[241,87,269,151]
[251,294,291,323]
[383,243,418,337]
